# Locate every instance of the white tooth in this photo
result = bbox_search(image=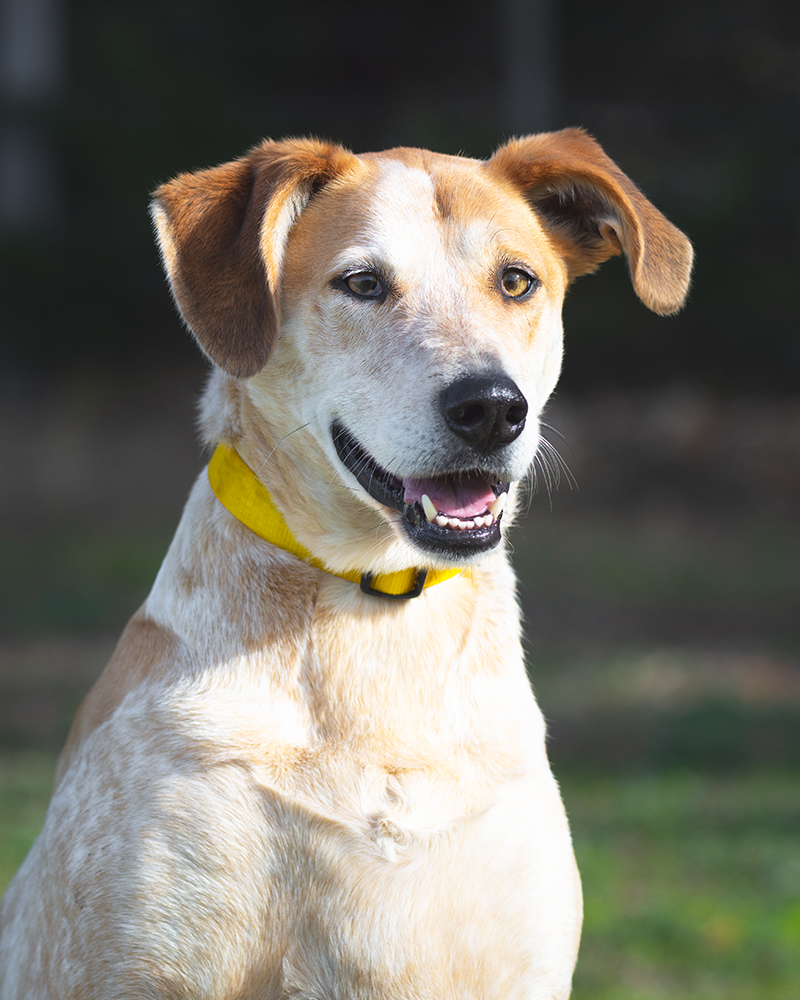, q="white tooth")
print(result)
[421,494,438,523]
[447,517,460,529]
[488,492,508,518]
[463,520,476,530]
[435,514,449,527]
[473,515,485,528]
